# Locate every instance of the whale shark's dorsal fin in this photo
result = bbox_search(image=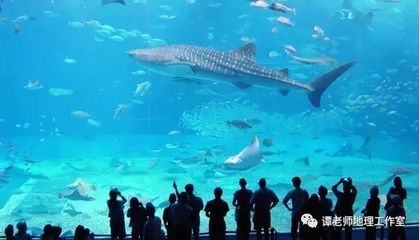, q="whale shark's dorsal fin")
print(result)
[230,43,256,62]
